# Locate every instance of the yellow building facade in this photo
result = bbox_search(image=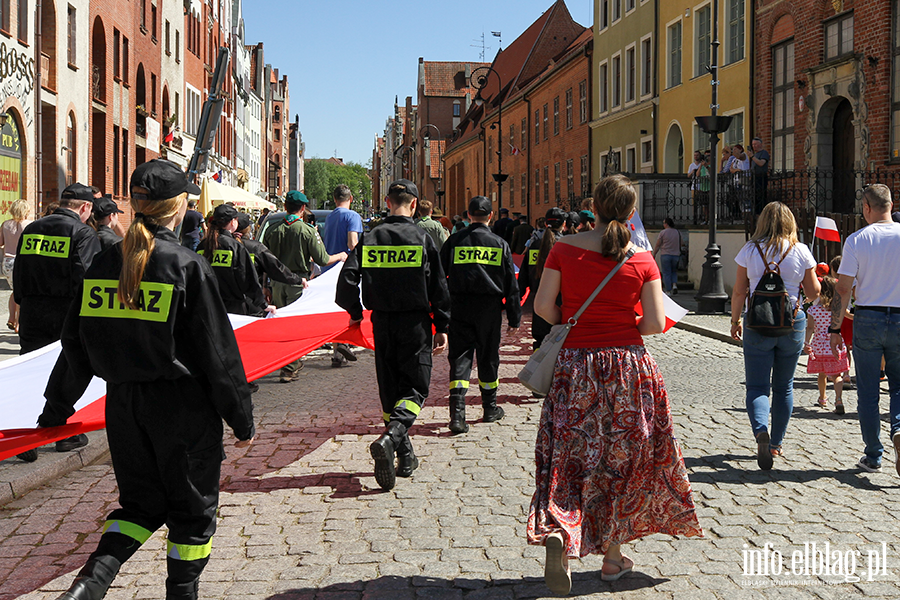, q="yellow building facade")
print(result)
[657,0,753,173]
